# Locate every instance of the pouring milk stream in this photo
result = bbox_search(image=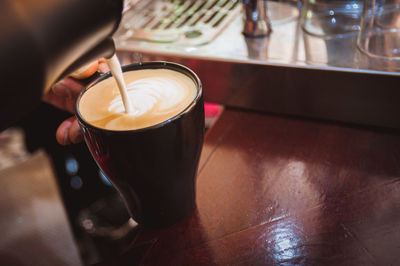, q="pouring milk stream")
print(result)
[106,55,134,114]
